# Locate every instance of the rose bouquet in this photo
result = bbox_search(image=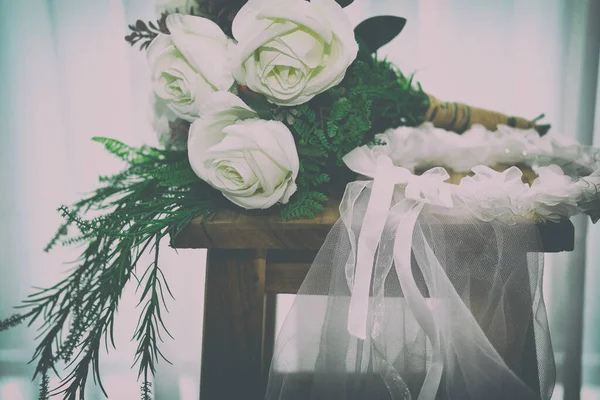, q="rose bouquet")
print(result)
[0,0,565,399]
